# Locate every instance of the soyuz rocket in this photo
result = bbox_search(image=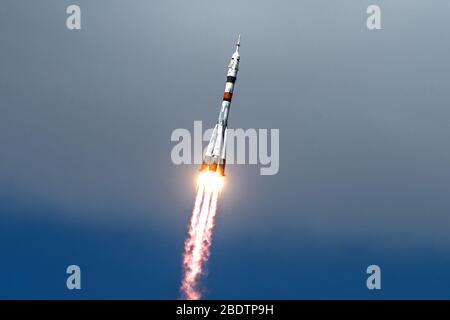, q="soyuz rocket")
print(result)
[200,35,241,176]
